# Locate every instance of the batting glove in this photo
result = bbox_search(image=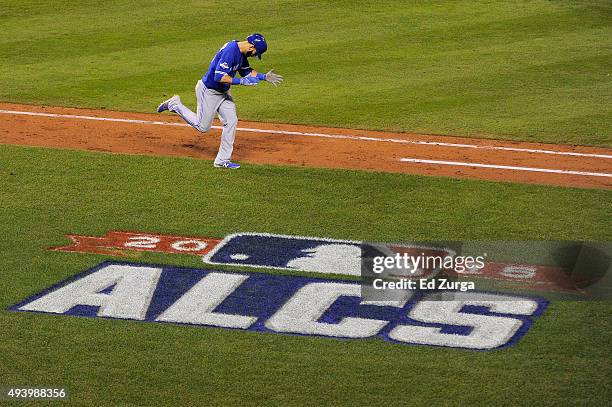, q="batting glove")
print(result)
[264,70,283,86]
